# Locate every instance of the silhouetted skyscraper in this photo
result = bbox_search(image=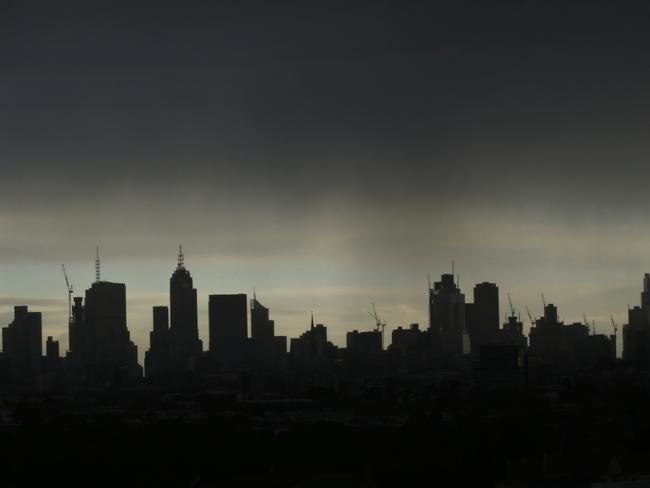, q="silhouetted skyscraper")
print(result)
[46,335,59,359]
[1,306,42,384]
[528,303,563,364]
[474,282,499,340]
[65,296,85,376]
[250,294,285,371]
[501,314,527,349]
[623,276,650,366]
[641,273,650,317]
[145,306,171,380]
[44,335,63,379]
[251,295,274,342]
[346,329,381,354]
[429,274,470,358]
[528,302,610,370]
[68,297,83,357]
[168,246,203,371]
[290,314,337,363]
[466,282,500,355]
[209,293,248,369]
[83,280,142,382]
